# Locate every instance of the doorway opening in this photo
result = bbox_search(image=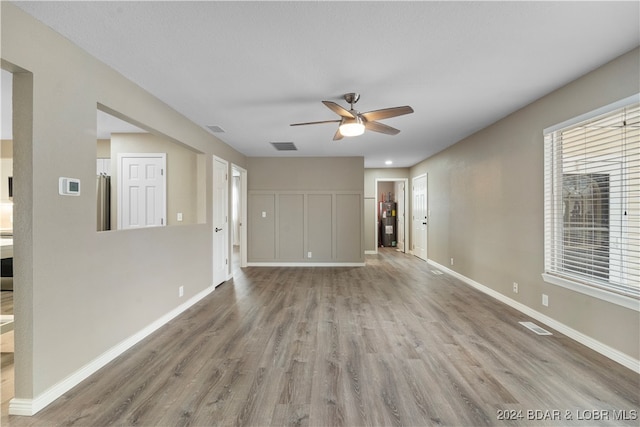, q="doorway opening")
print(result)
[1,62,33,419]
[231,164,247,274]
[0,67,15,421]
[374,178,408,254]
